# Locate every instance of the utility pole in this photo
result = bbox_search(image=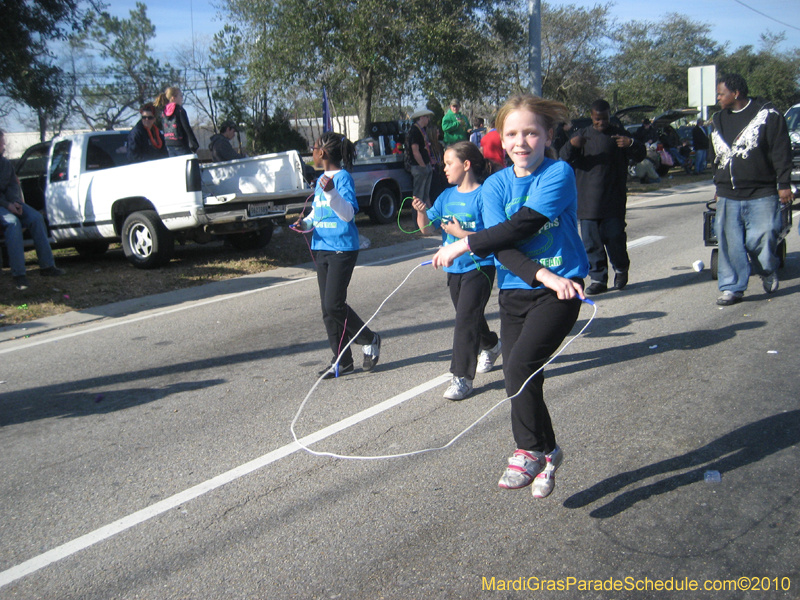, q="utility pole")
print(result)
[529,0,542,97]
